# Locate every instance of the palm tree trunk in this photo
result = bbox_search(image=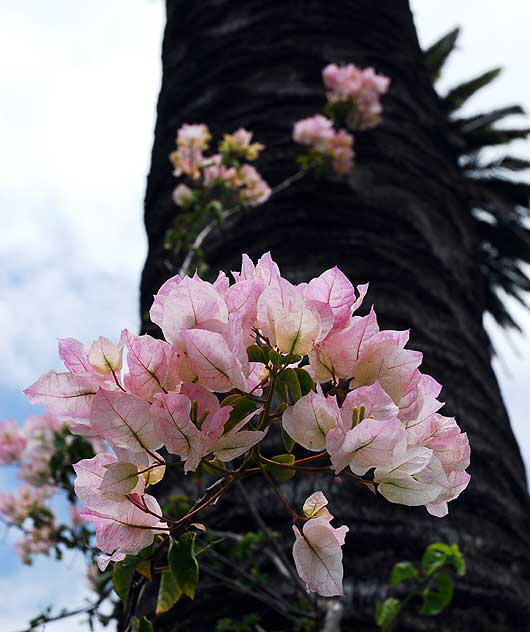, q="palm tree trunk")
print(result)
[140,1,530,629]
